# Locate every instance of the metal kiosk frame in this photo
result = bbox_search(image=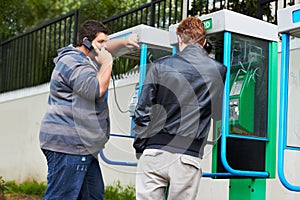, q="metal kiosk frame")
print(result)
[277,4,300,192]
